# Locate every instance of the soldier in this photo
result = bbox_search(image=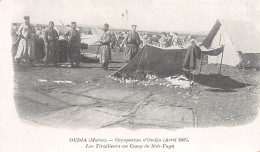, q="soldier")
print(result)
[140,34,149,48]
[159,32,168,48]
[151,35,159,46]
[63,22,81,68]
[99,23,112,70]
[121,24,141,62]
[43,21,59,67]
[110,30,116,50]
[172,32,182,46]
[14,16,36,67]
